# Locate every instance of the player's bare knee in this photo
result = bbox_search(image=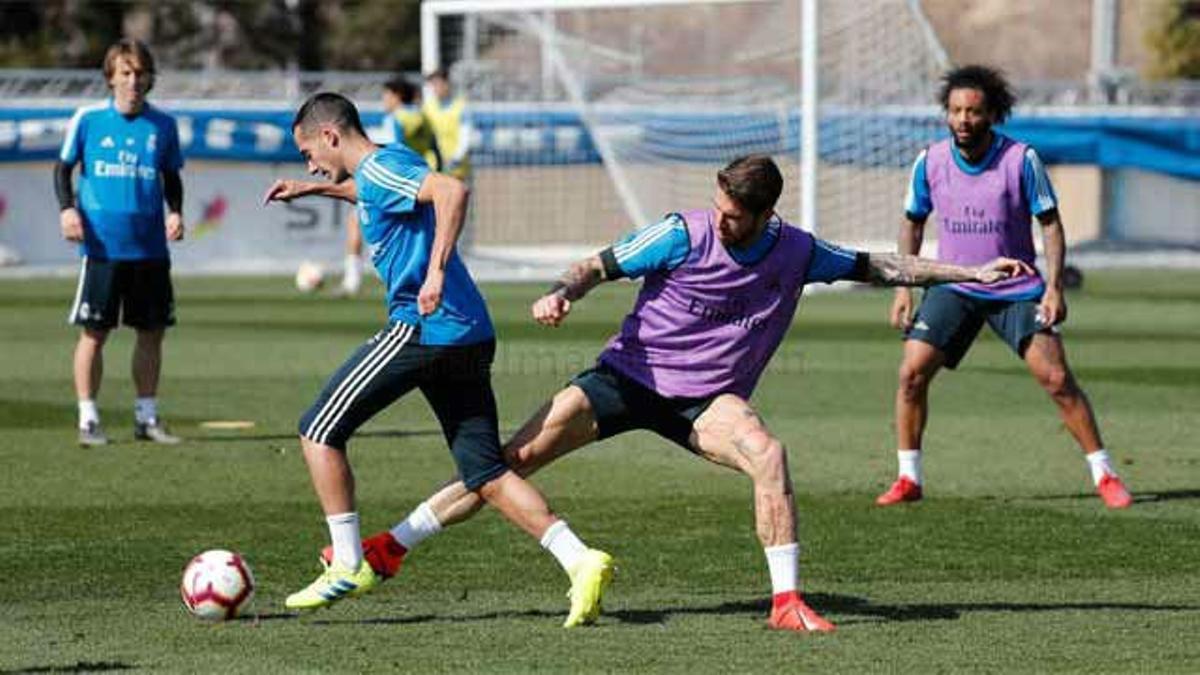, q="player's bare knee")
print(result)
[474,474,508,503]
[81,328,109,346]
[898,362,928,400]
[735,428,786,484]
[1037,366,1074,398]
